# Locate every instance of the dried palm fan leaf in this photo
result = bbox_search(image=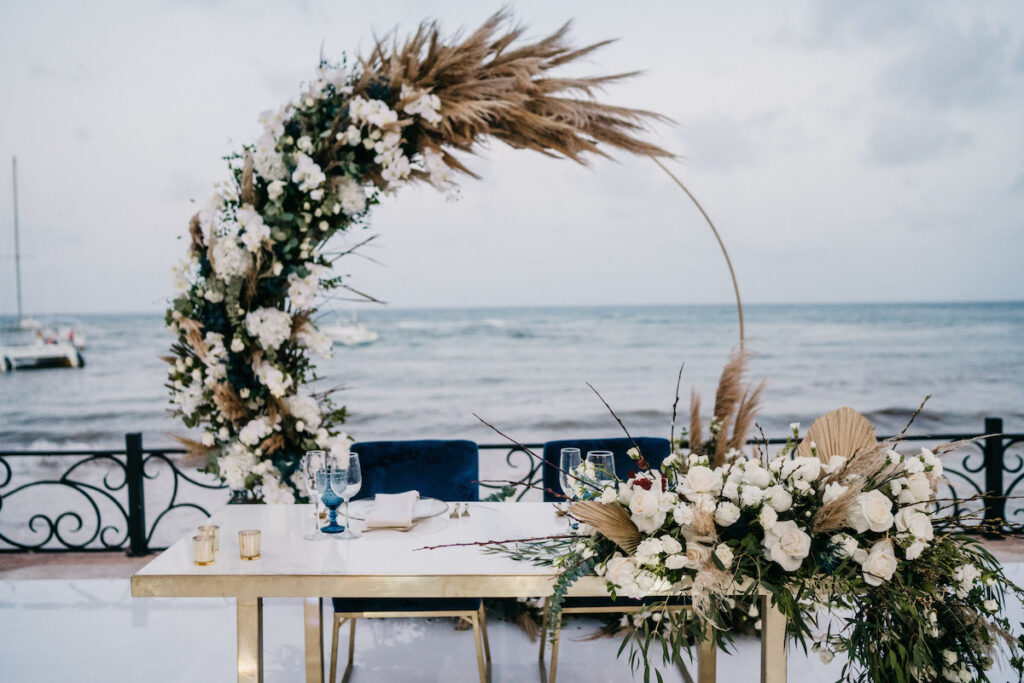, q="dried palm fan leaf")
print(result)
[796,406,877,463]
[351,9,672,181]
[570,501,641,555]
